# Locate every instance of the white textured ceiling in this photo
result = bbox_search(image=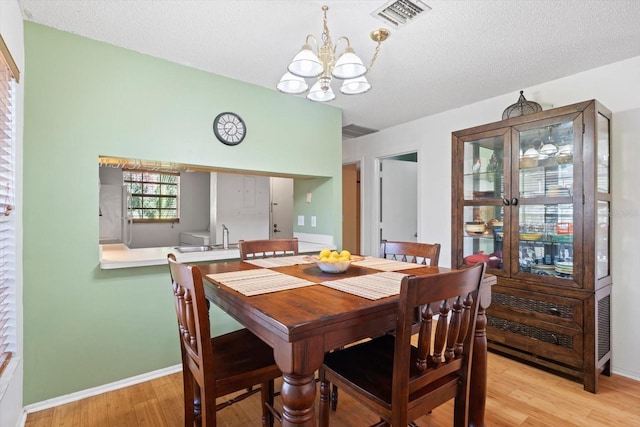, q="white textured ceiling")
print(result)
[17,0,640,133]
